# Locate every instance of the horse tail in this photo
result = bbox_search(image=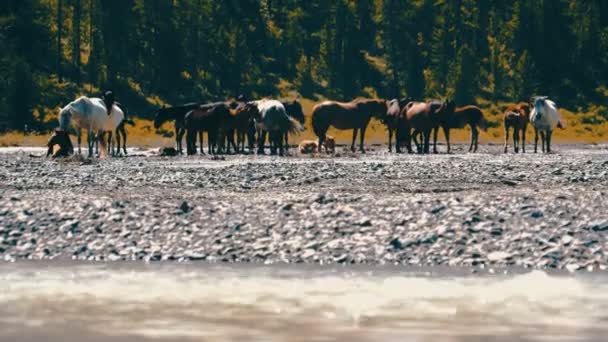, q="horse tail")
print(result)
[287,115,304,135]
